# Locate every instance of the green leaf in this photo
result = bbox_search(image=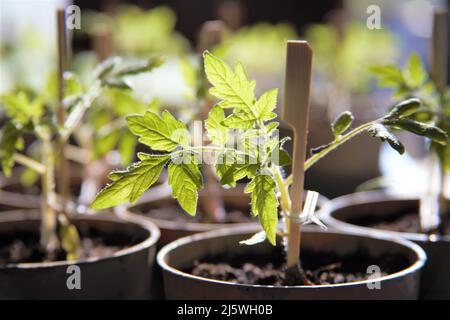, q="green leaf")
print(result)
[168,155,203,215]
[94,128,120,159]
[266,136,291,166]
[59,218,81,261]
[205,105,228,145]
[254,88,278,121]
[331,111,354,138]
[222,111,256,129]
[1,92,43,127]
[385,98,421,119]
[114,57,164,76]
[370,65,404,88]
[219,162,258,187]
[20,167,40,187]
[0,123,23,176]
[245,174,279,245]
[126,110,190,151]
[106,88,147,115]
[385,118,448,146]
[91,154,170,209]
[436,140,450,172]
[180,57,197,88]
[368,124,405,154]
[93,56,120,79]
[103,78,131,90]
[118,130,137,165]
[64,72,84,98]
[404,53,427,88]
[203,51,256,113]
